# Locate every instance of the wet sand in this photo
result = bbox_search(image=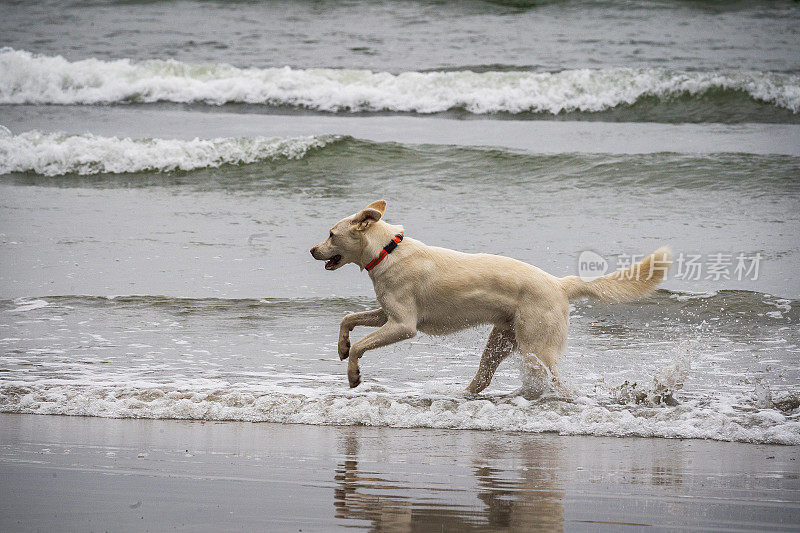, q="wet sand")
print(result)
[1,413,797,532]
